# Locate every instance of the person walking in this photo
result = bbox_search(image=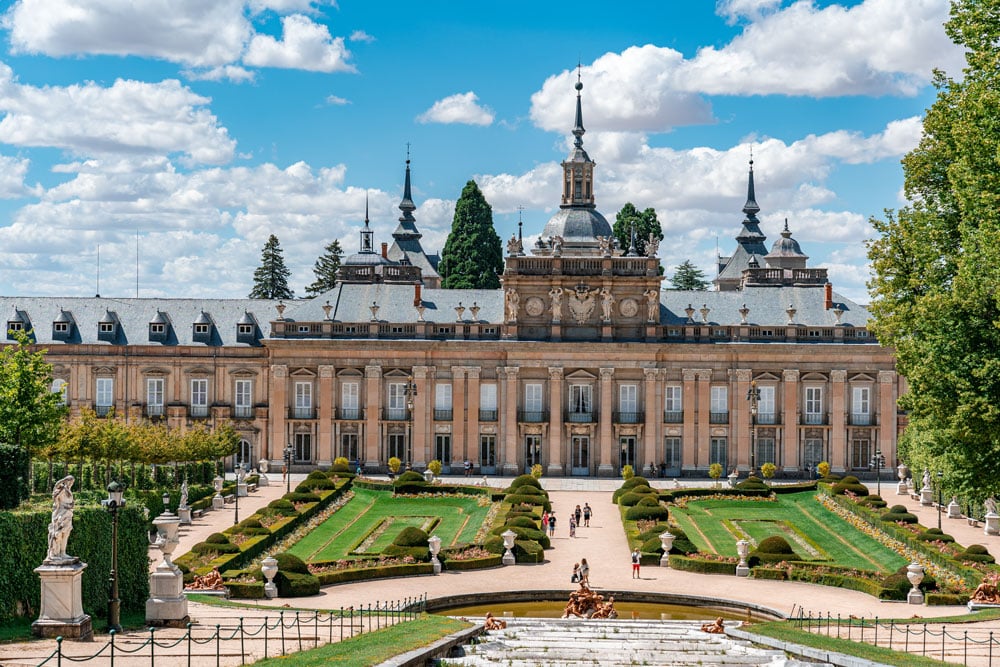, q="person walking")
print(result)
[569,515,576,538]
[579,558,590,586]
[574,504,583,527]
[548,512,556,537]
[631,548,641,579]
[541,510,549,532]
[571,562,580,583]
[582,503,592,527]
